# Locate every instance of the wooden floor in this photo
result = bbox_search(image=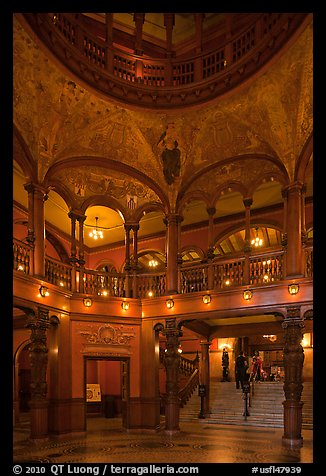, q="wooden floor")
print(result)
[13,414,313,465]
